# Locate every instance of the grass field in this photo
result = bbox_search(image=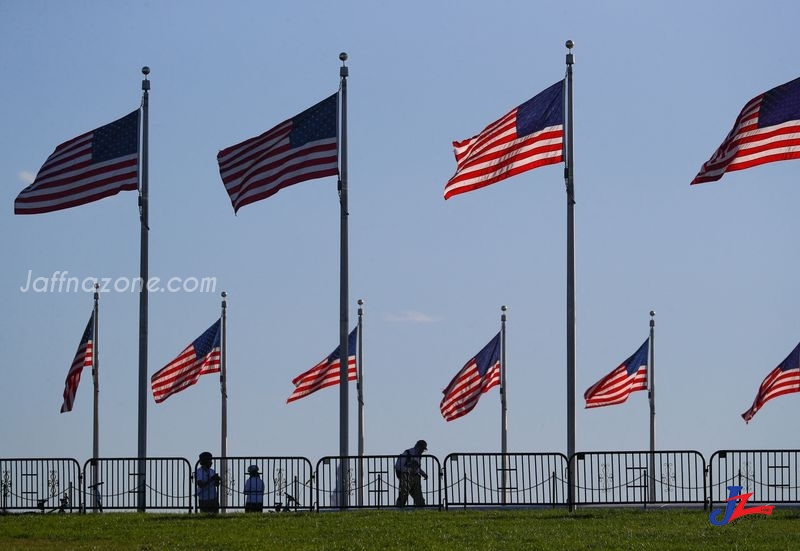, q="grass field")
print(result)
[1,507,797,550]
